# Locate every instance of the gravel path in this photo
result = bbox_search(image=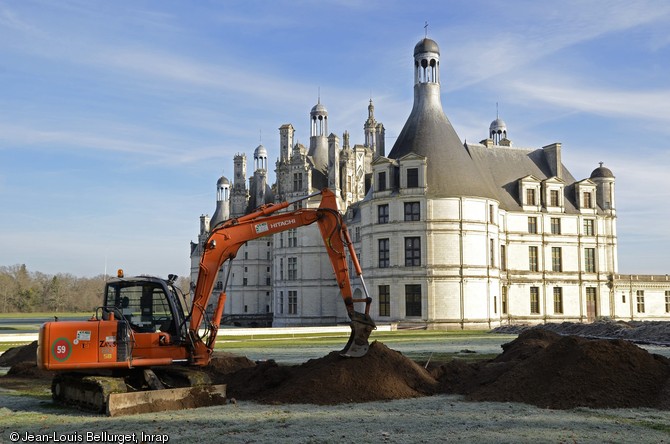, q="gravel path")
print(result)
[1,390,669,443]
